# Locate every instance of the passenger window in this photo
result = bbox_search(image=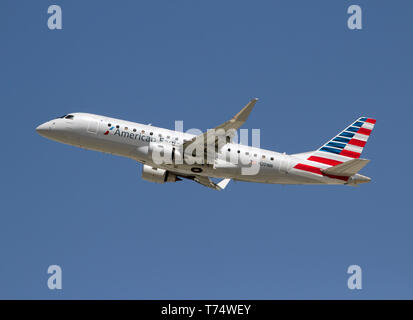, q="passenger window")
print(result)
[228,148,231,152]
[245,152,249,155]
[271,157,274,161]
[262,155,265,159]
[167,136,170,139]
[108,123,111,127]
[237,150,240,153]
[116,125,119,129]
[141,130,145,133]
[150,132,153,136]
[133,128,136,132]
[254,154,257,157]
[124,127,128,130]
